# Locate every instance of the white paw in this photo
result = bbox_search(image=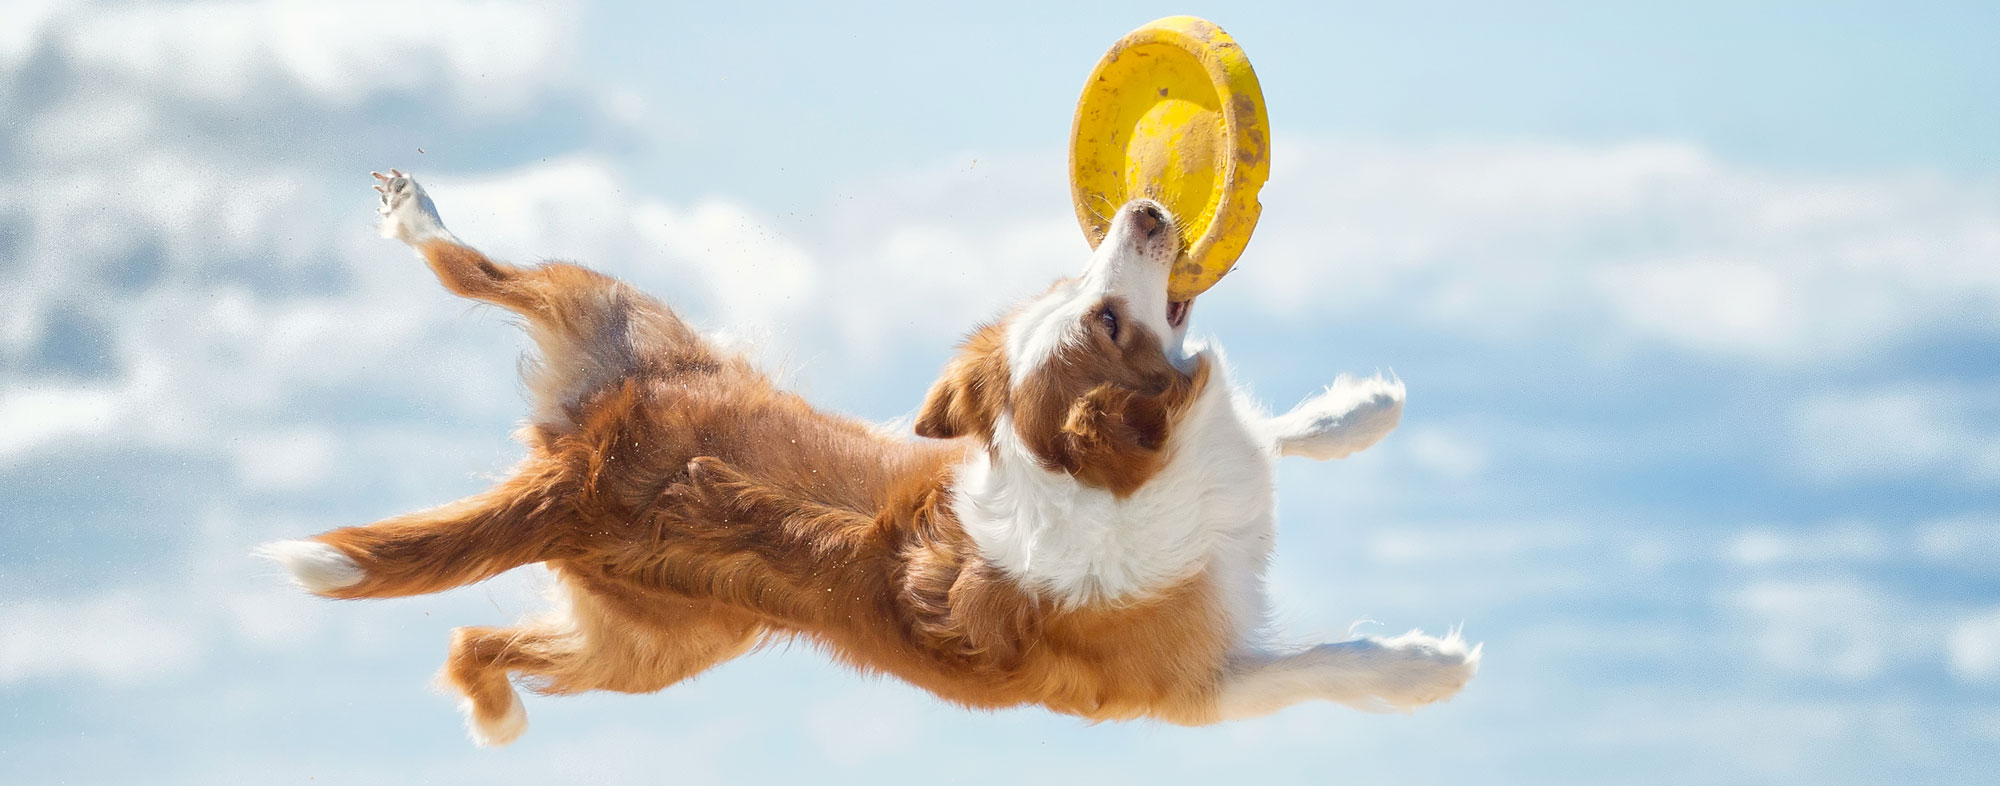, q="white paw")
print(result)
[463,689,528,747]
[1267,374,1406,460]
[255,539,365,595]
[370,168,453,246]
[1354,628,1481,711]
